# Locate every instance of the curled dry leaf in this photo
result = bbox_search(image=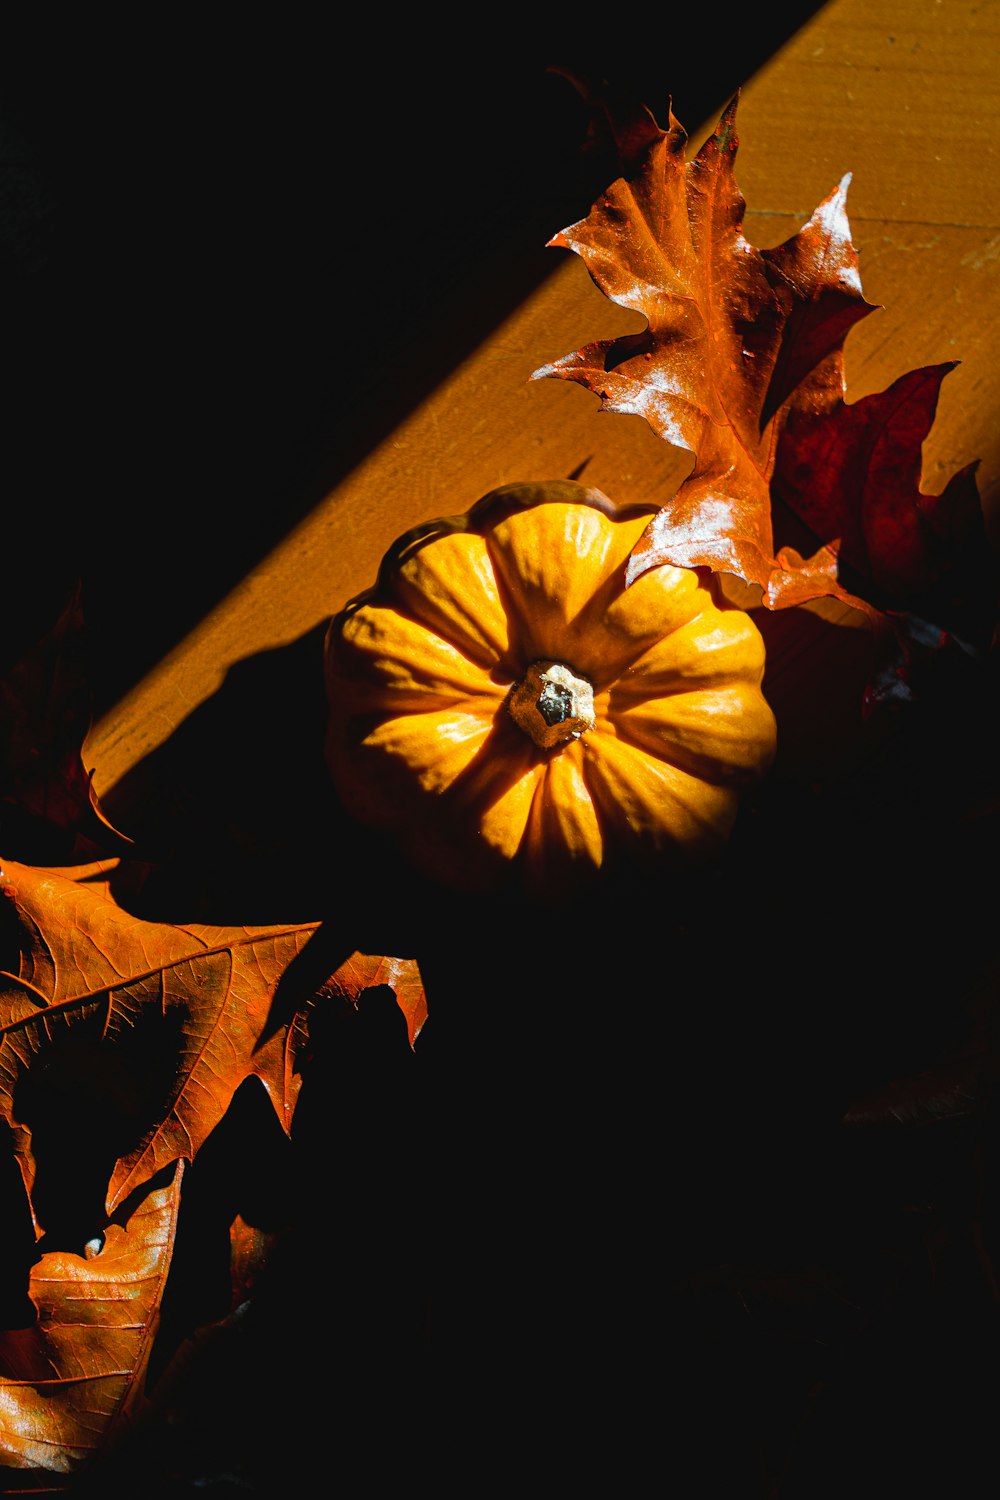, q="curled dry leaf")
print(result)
[0,1163,183,1475]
